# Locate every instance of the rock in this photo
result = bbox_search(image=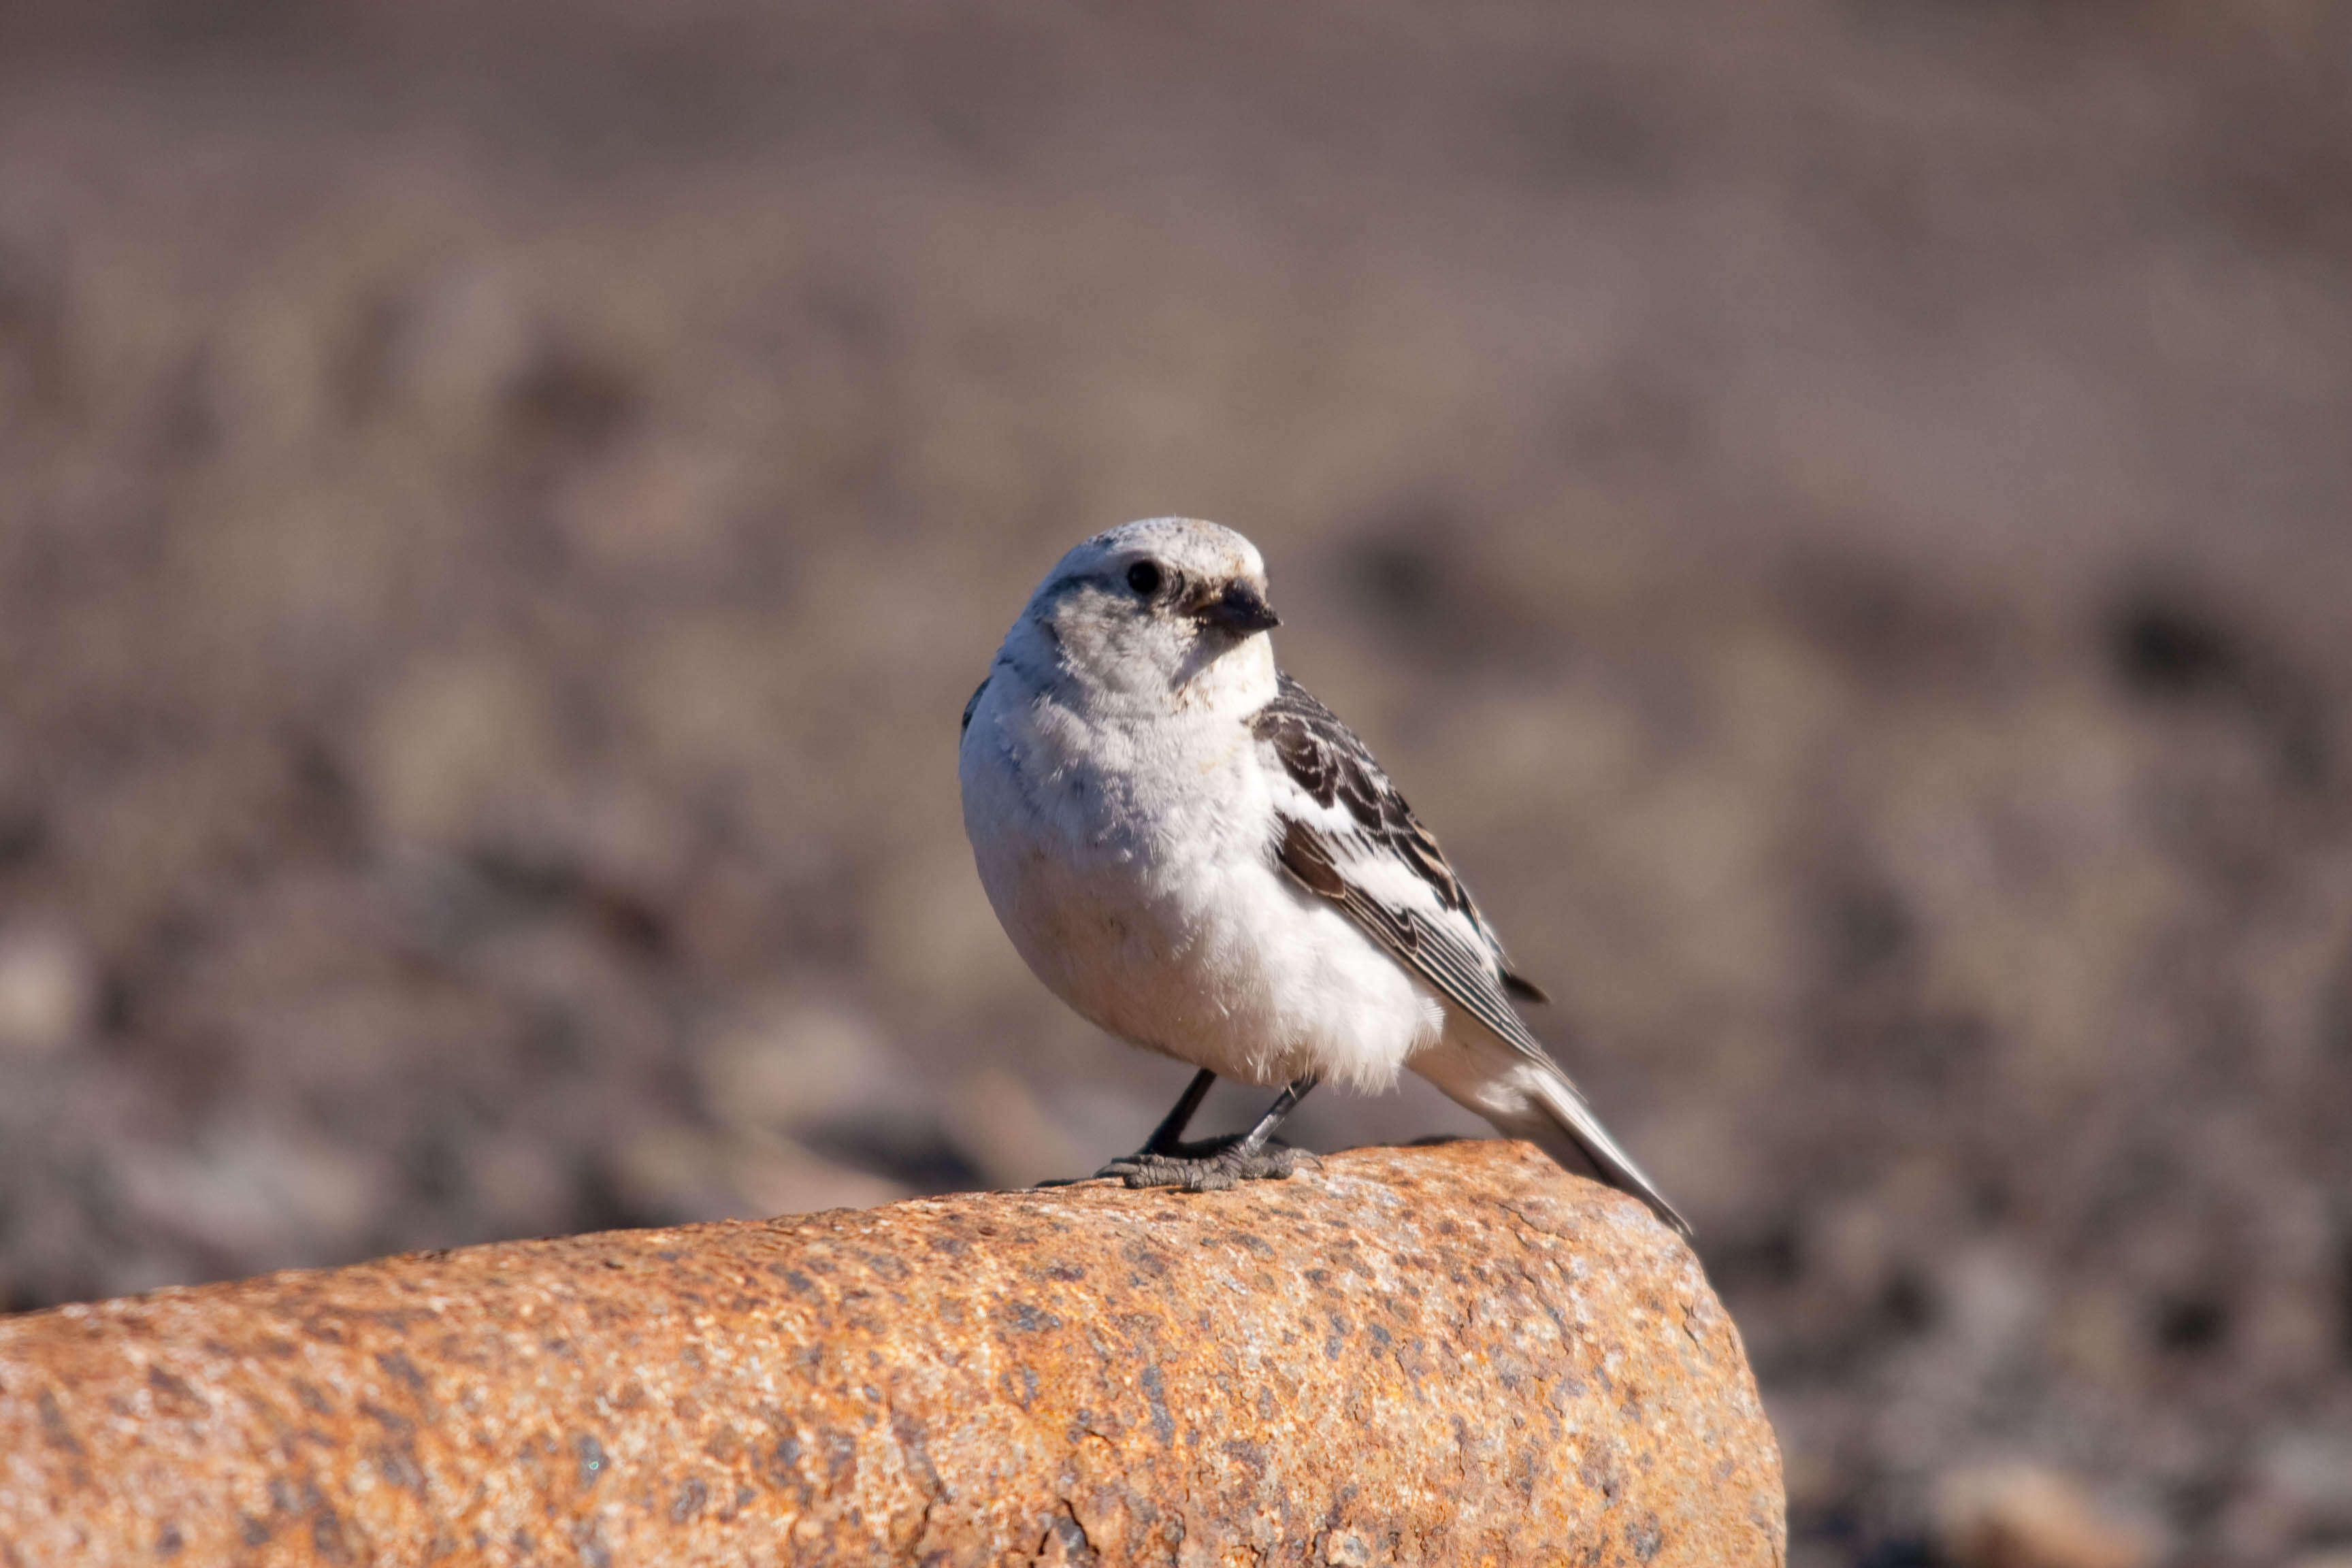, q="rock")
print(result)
[1936,1463,2157,1568]
[0,923,93,1059]
[0,1141,1782,1565]
[359,651,561,849]
[691,996,901,1137]
[110,1117,382,1265]
[2254,1430,2352,1537]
